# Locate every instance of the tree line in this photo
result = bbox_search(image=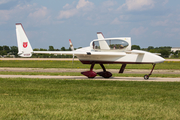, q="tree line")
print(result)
[0,45,73,58]
[32,46,73,58]
[0,46,18,57]
[0,45,179,58]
